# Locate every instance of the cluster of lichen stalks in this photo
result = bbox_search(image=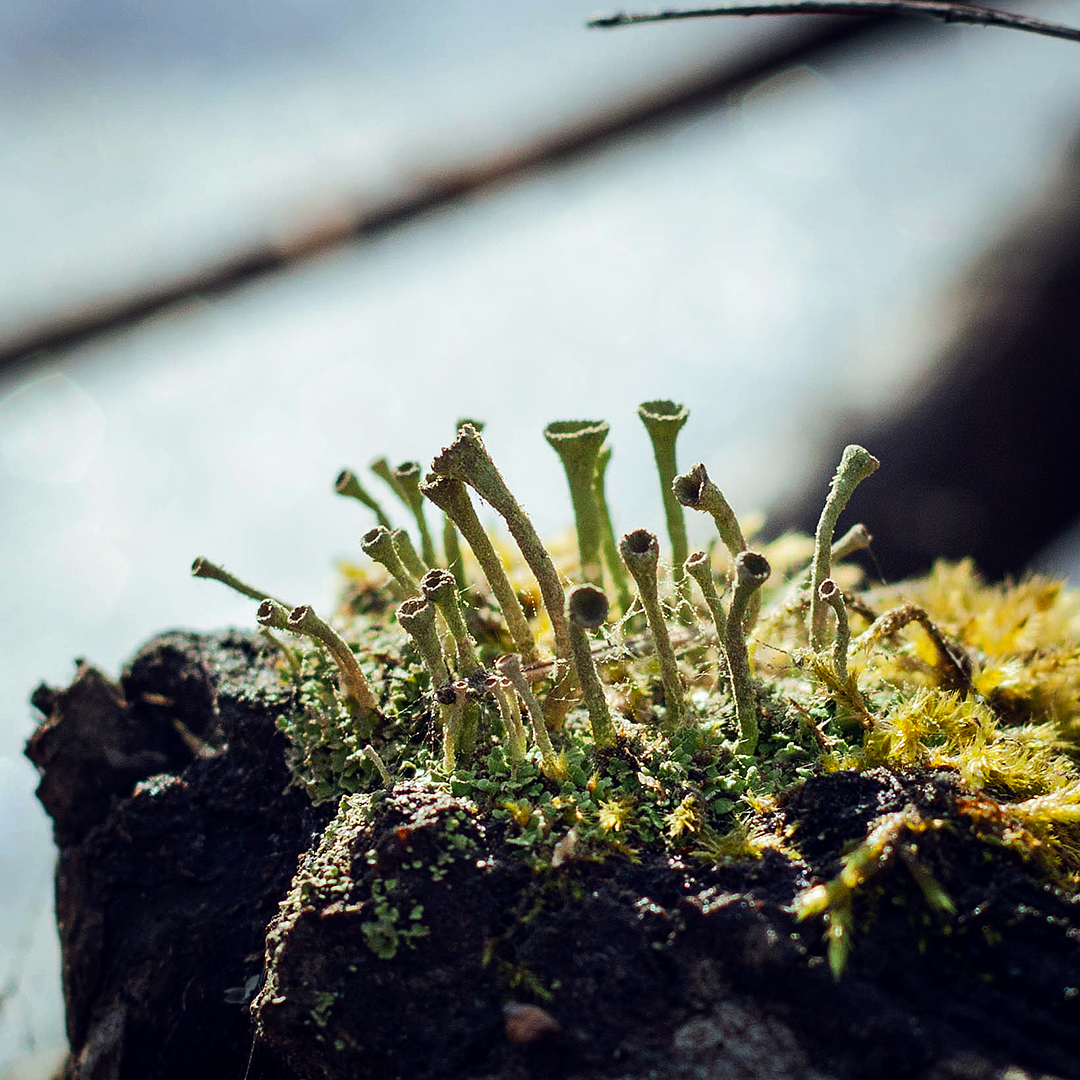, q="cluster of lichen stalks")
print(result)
[193,401,1080,975]
[193,402,876,781]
